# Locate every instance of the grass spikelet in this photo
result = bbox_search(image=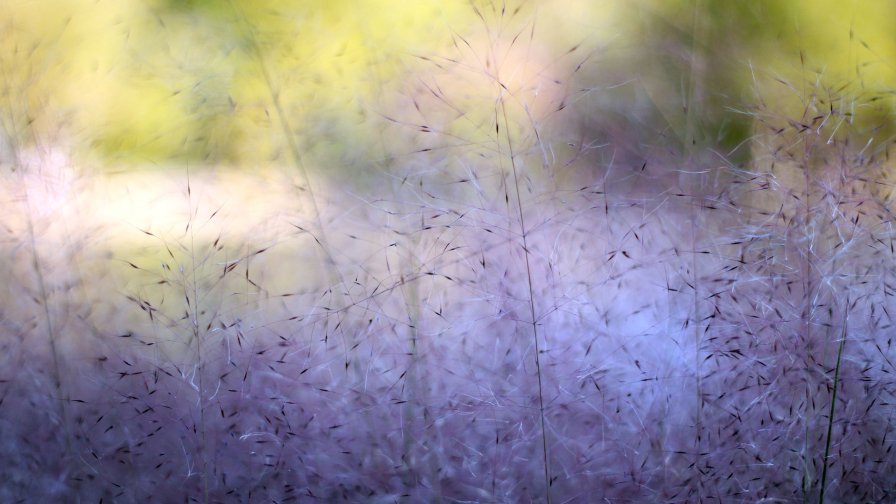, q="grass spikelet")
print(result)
[4,2,896,503]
